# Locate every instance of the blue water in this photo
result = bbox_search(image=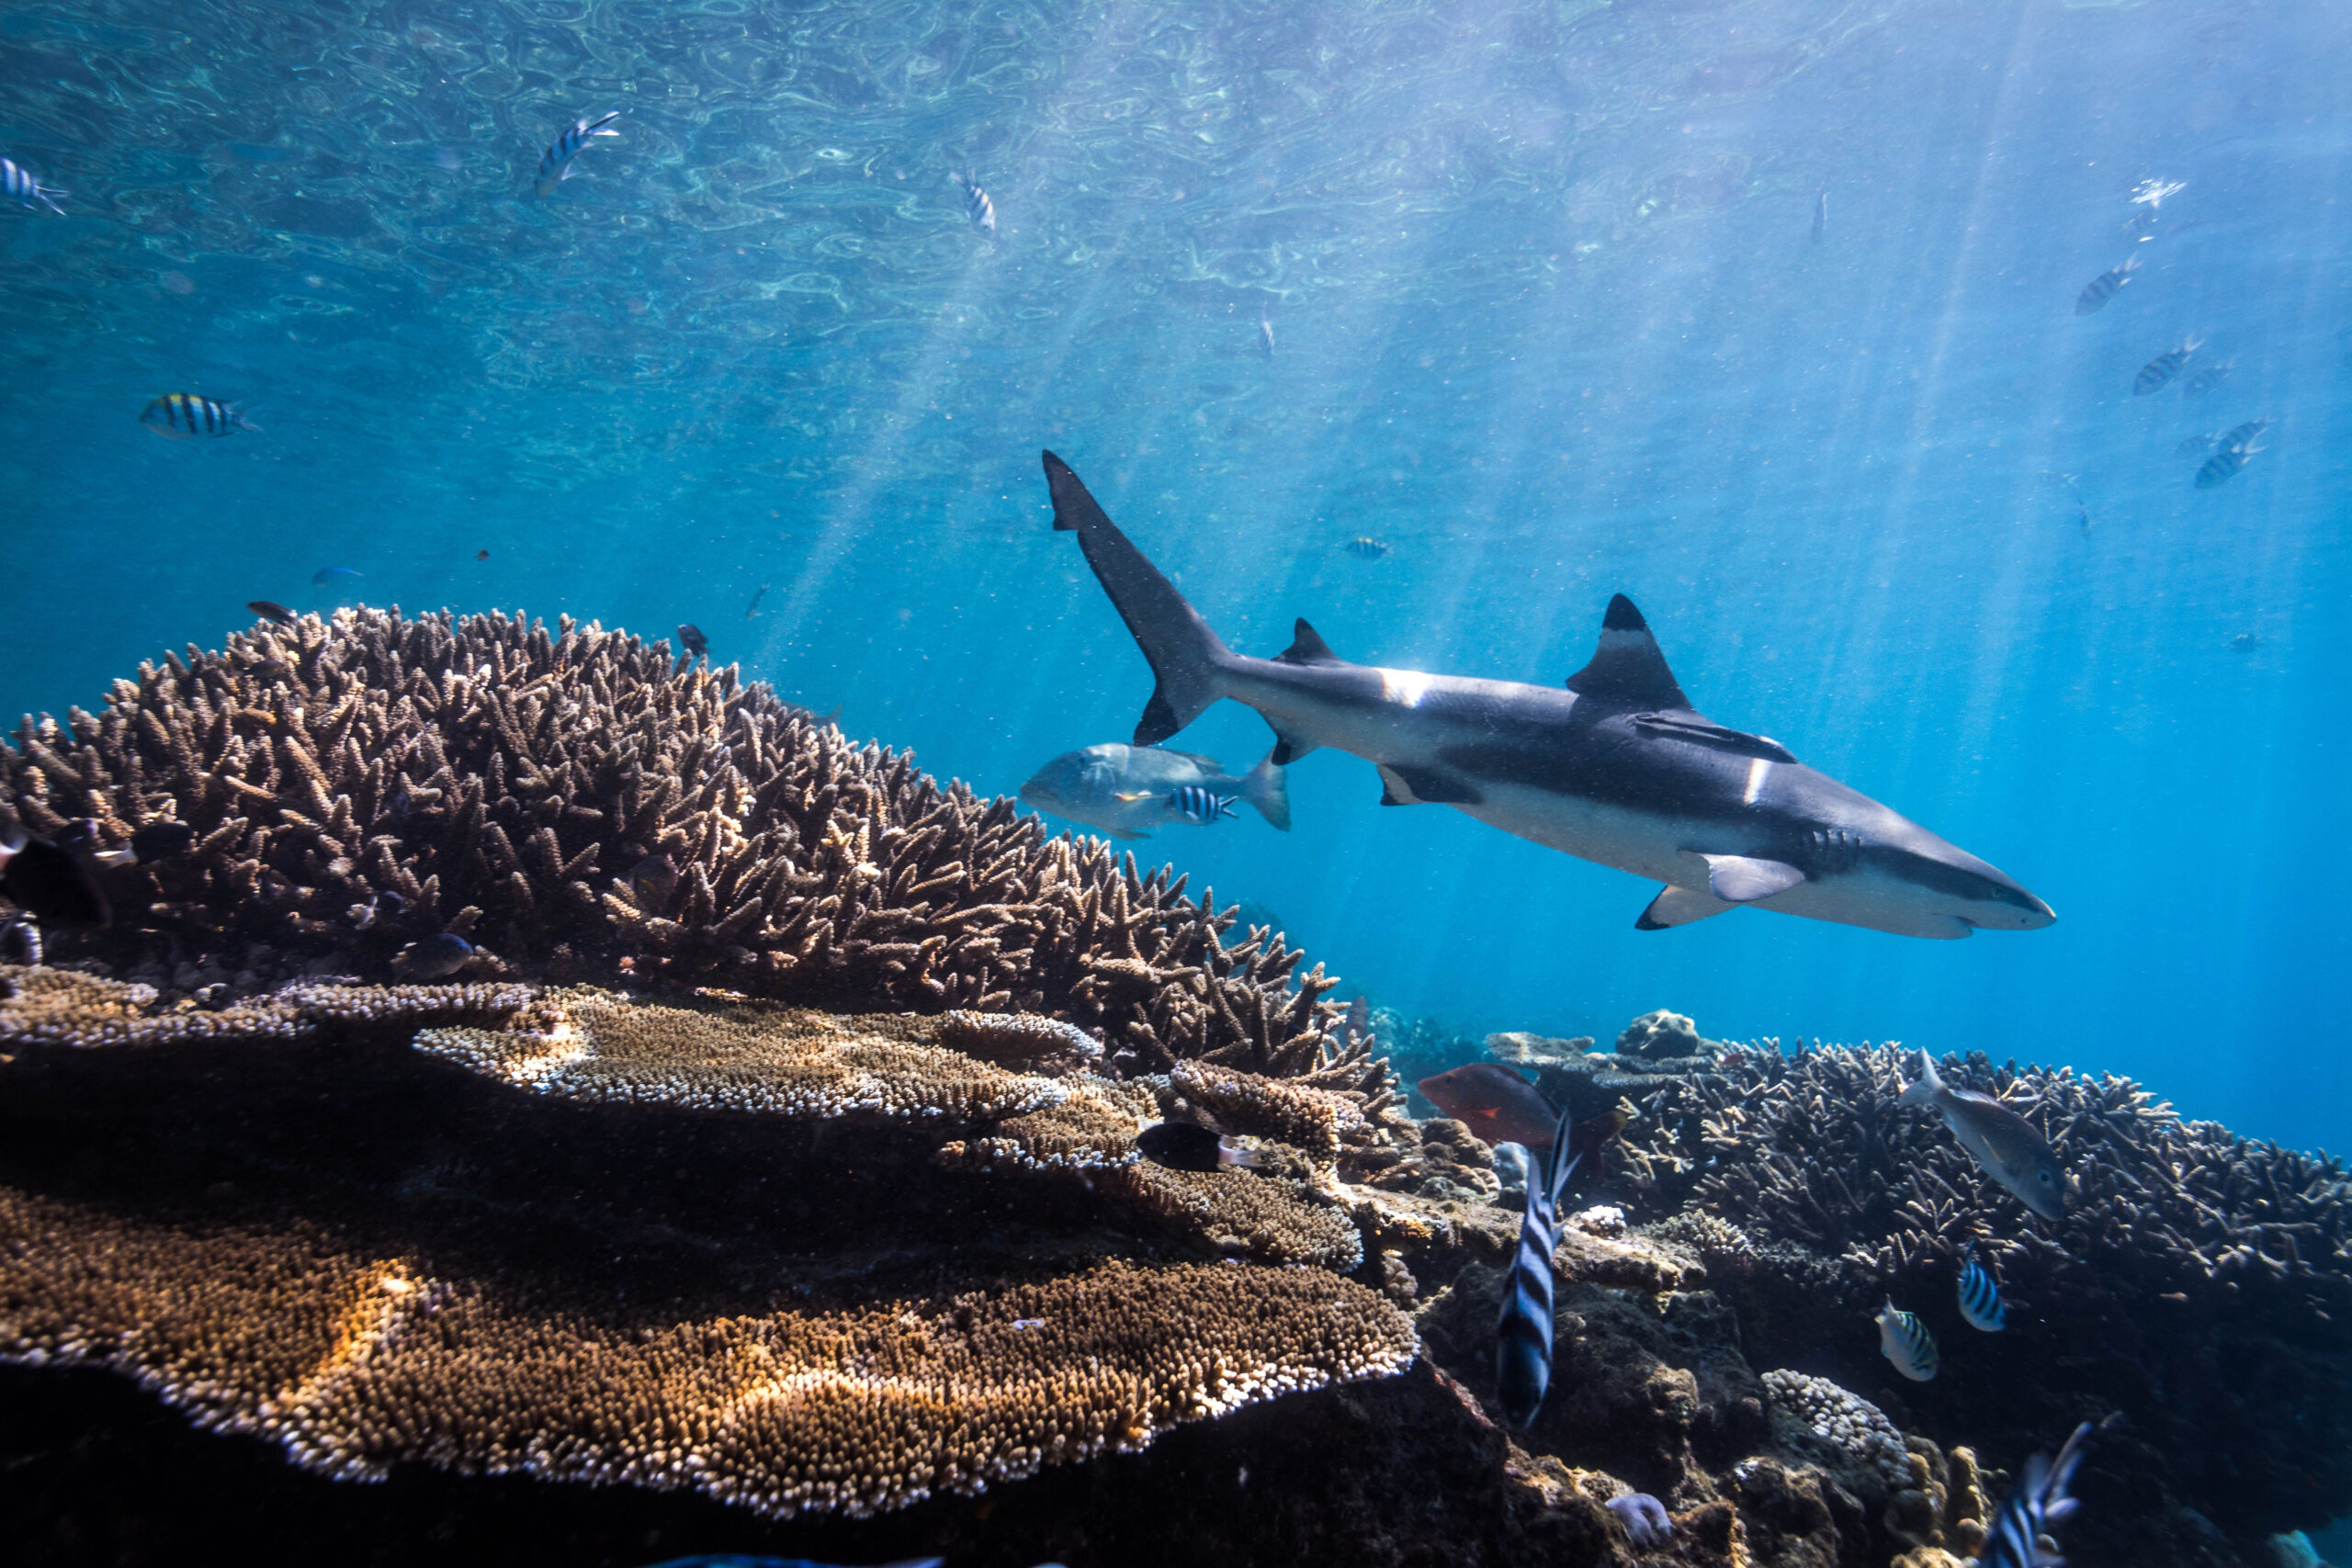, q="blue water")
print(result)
[2,0,2345,1150]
